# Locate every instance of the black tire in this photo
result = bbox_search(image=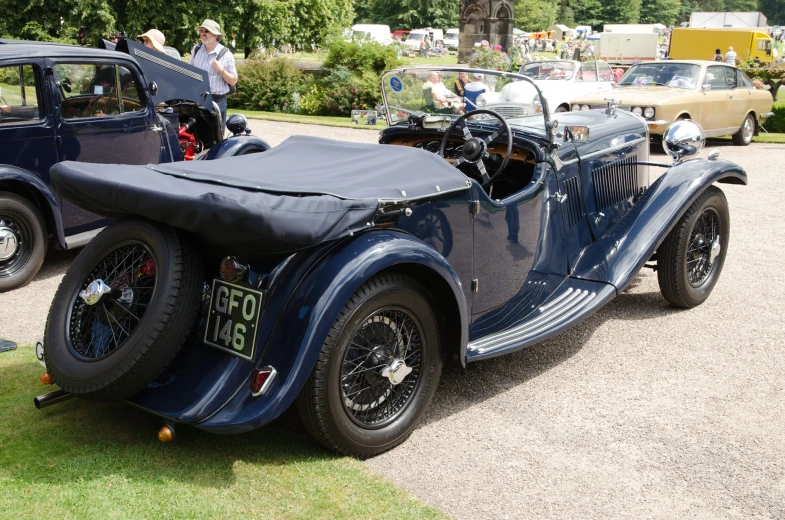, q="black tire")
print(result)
[296,273,442,458]
[657,186,729,308]
[0,192,47,292]
[732,113,755,146]
[44,219,203,401]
